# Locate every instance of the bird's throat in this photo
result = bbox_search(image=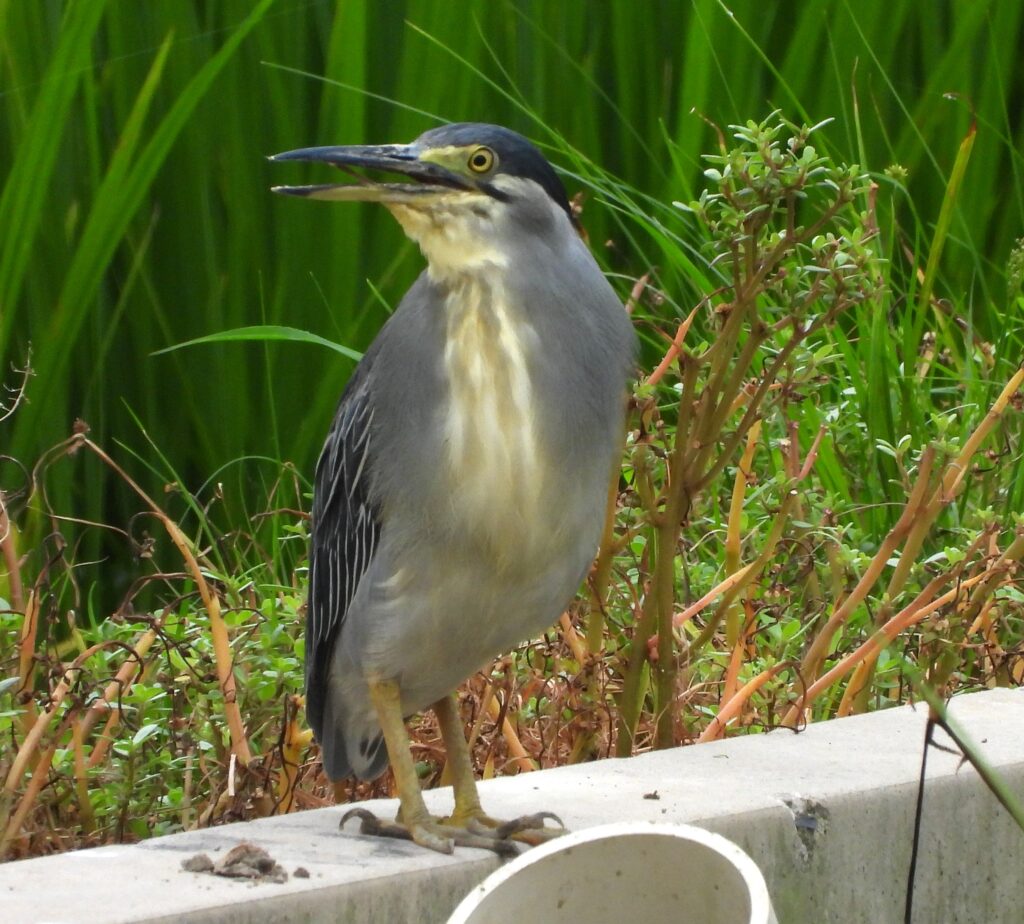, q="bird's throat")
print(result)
[387,201,508,281]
